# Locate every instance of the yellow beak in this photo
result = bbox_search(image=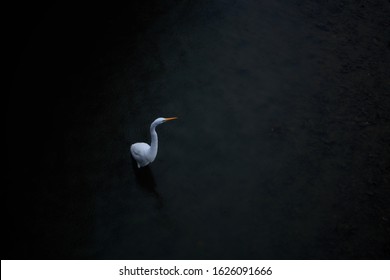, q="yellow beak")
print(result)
[164,117,178,121]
